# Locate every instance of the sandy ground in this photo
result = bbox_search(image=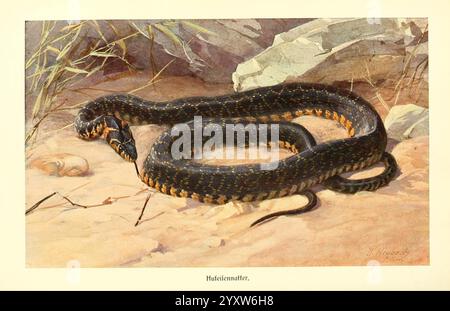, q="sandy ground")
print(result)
[25,75,429,267]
